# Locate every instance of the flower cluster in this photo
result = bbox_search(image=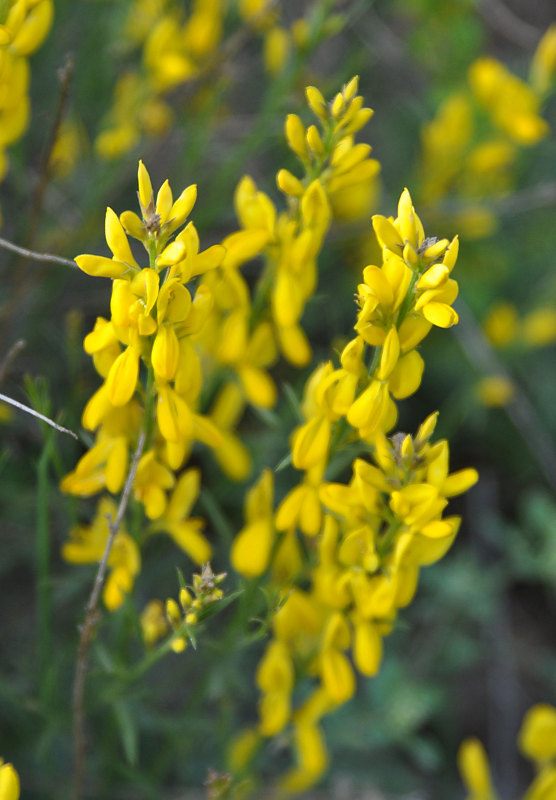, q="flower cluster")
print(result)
[459,704,556,800]
[239,0,344,77]
[62,497,140,611]
[141,563,226,652]
[96,0,226,157]
[193,76,378,478]
[229,189,478,792]
[61,162,226,595]
[198,75,378,418]
[0,0,53,220]
[420,35,553,239]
